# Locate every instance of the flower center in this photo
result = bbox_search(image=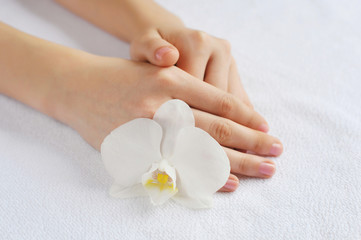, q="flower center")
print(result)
[145,171,176,191]
[141,160,178,205]
[157,173,169,184]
